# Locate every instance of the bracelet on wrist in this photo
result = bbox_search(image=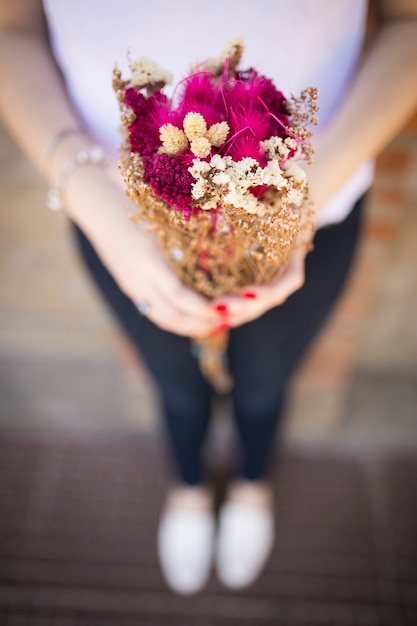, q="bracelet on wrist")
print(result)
[40,125,84,178]
[47,145,107,212]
